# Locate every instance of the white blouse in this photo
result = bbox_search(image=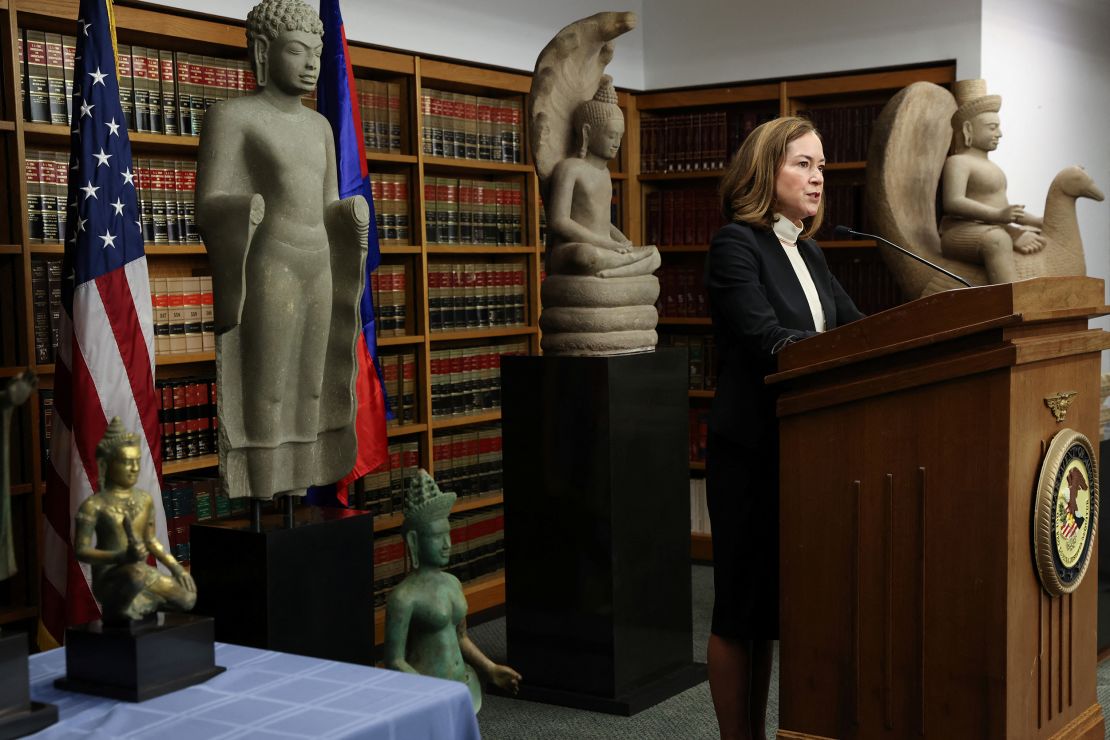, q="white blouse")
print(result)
[772,215,825,332]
